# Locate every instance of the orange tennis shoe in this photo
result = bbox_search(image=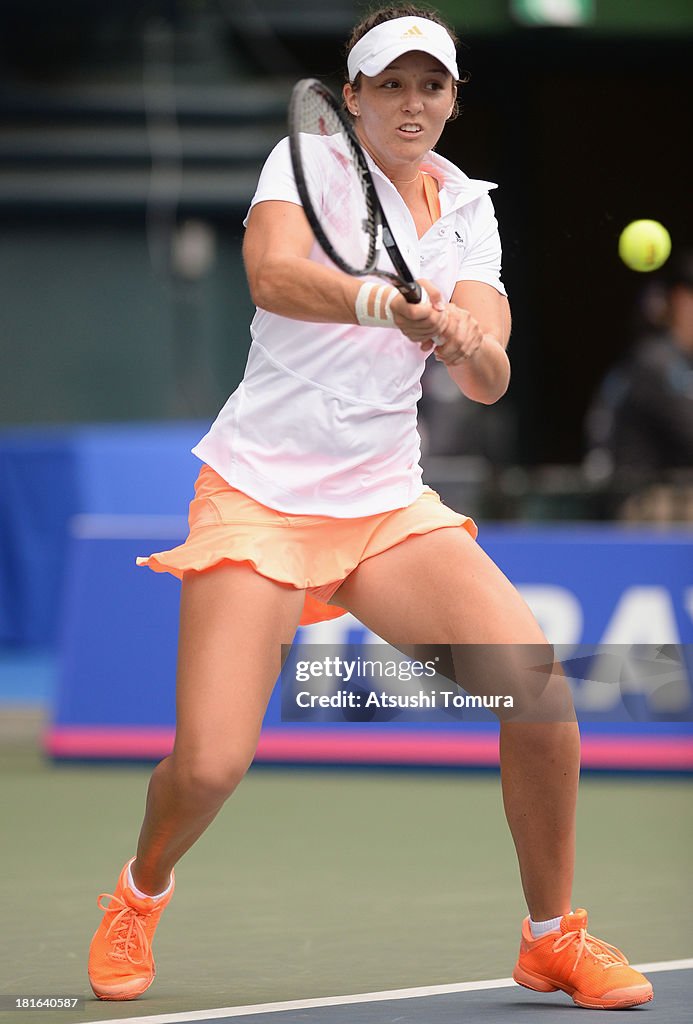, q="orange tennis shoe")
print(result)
[88,858,174,1001]
[513,909,653,1010]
